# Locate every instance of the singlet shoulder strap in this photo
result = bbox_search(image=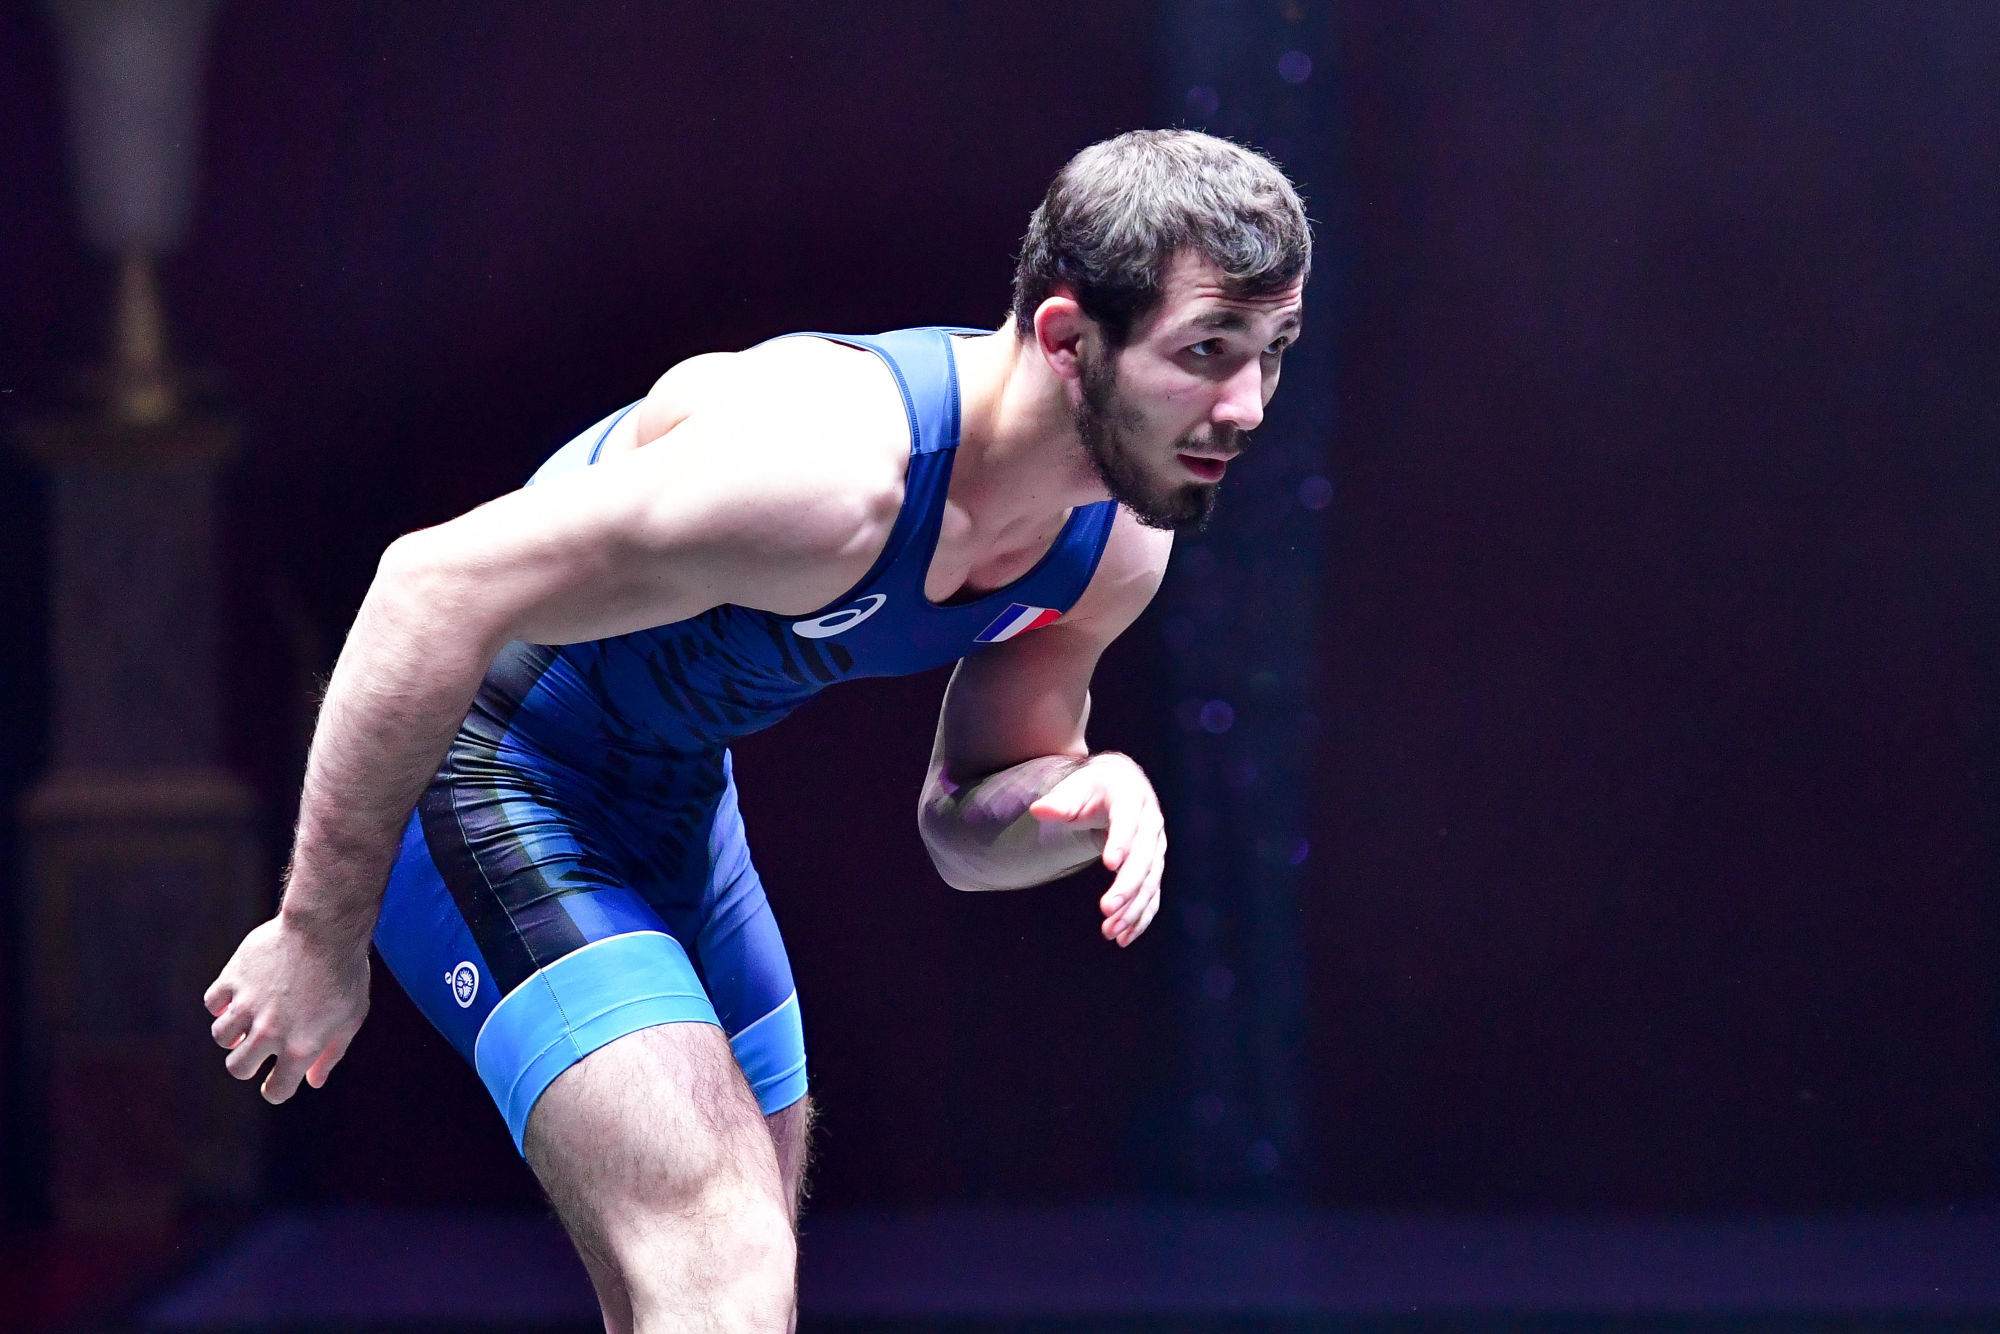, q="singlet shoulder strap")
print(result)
[755,327,971,618]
